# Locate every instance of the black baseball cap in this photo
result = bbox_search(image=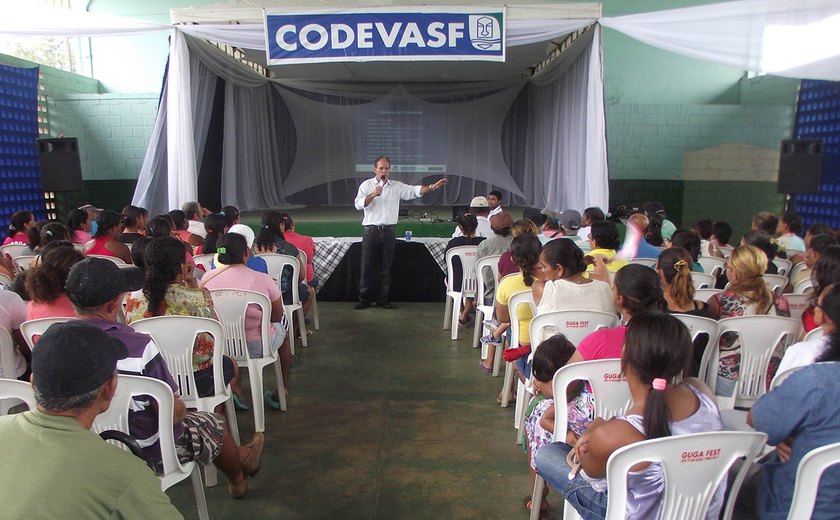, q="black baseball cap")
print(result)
[32,321,128,397]
[65,257,144,308]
